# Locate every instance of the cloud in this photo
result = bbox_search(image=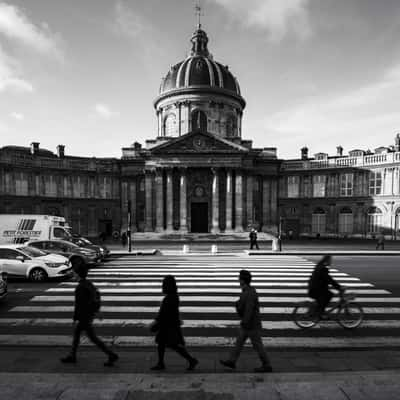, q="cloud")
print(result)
[0,2,62,58]
[10,111,24,120]
[0,45,33,93]
[94,103,120,119]
[260,62,400,155]
[208,0,311,41]
[113,1,148,39]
